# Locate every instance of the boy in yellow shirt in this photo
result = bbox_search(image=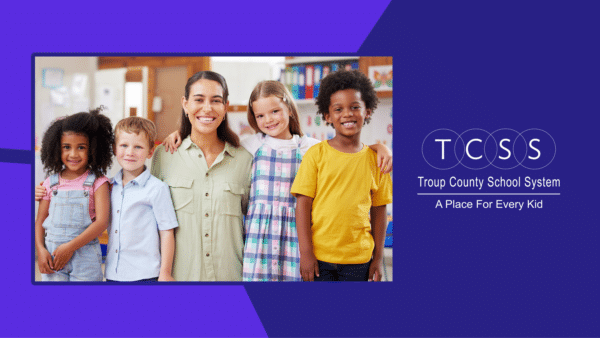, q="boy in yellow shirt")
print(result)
[291,70,393,281]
